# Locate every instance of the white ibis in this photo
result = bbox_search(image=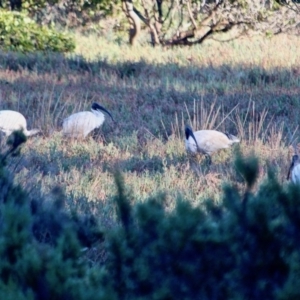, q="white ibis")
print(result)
[185,125,240,164]
[287,154,300,184]
[0,110,40,137]
[62,102,114,138]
